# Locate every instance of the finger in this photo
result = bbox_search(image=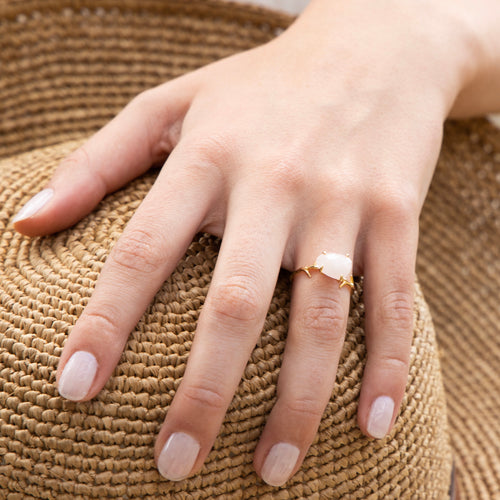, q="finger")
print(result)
[153,186,291,481]
[254,220,359,486]
[357,210,419,440]
[13,73,200,237]
[55,143,217,402]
